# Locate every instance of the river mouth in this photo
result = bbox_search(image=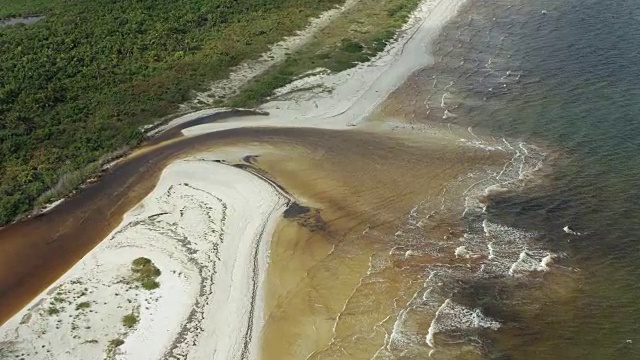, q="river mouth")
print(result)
[0,120,550,358]
[0,97,567,359]
[0,0,589,357]
[222,126,555,359]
